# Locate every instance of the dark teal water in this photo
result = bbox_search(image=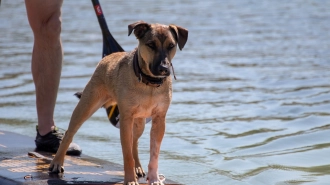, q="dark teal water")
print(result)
[1,1,330,184]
